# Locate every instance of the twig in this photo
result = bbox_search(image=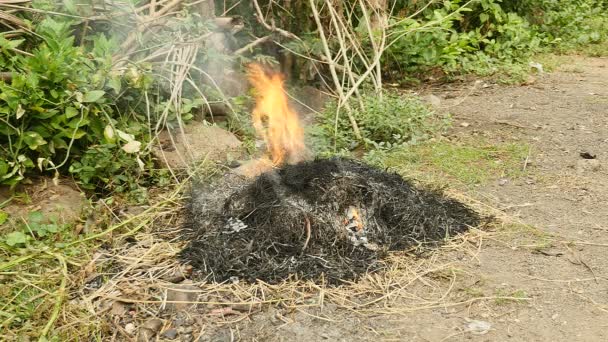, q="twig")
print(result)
[523,146,532,171]
[234,35,271,55]
[309,0,362,140]
[252,0,301,41]
[495,120,528,129]
[302,215,311,251]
